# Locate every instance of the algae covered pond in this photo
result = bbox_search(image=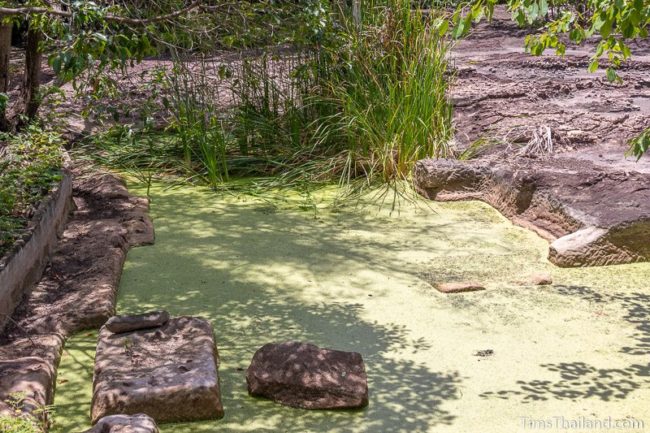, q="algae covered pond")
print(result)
[52,182,650,433]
